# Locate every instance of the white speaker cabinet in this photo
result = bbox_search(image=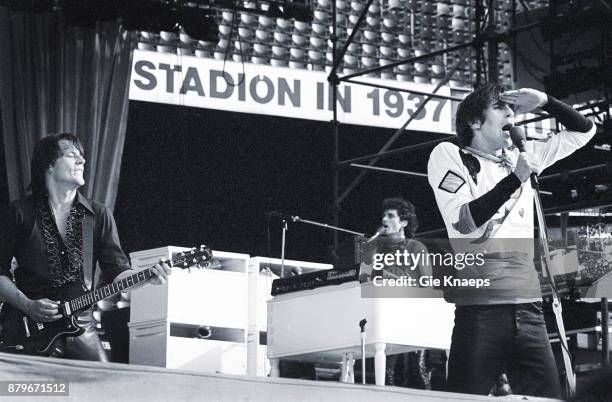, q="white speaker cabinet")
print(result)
[128,246,250,375]
[246,257,332,376]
